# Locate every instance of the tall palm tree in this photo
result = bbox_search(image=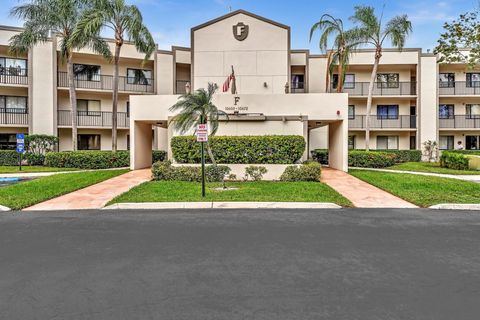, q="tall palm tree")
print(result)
[350,6,412,150]
[310,14,363,93]
[9,0,111,151]
[169,83,228,166]
[72,0,155,152]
